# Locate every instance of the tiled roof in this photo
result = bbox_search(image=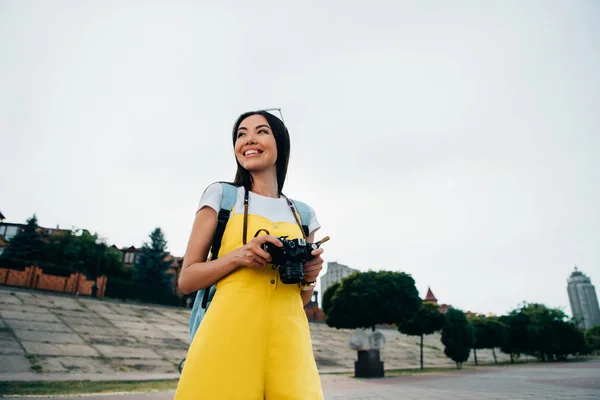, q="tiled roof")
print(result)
[424,287,437,302]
